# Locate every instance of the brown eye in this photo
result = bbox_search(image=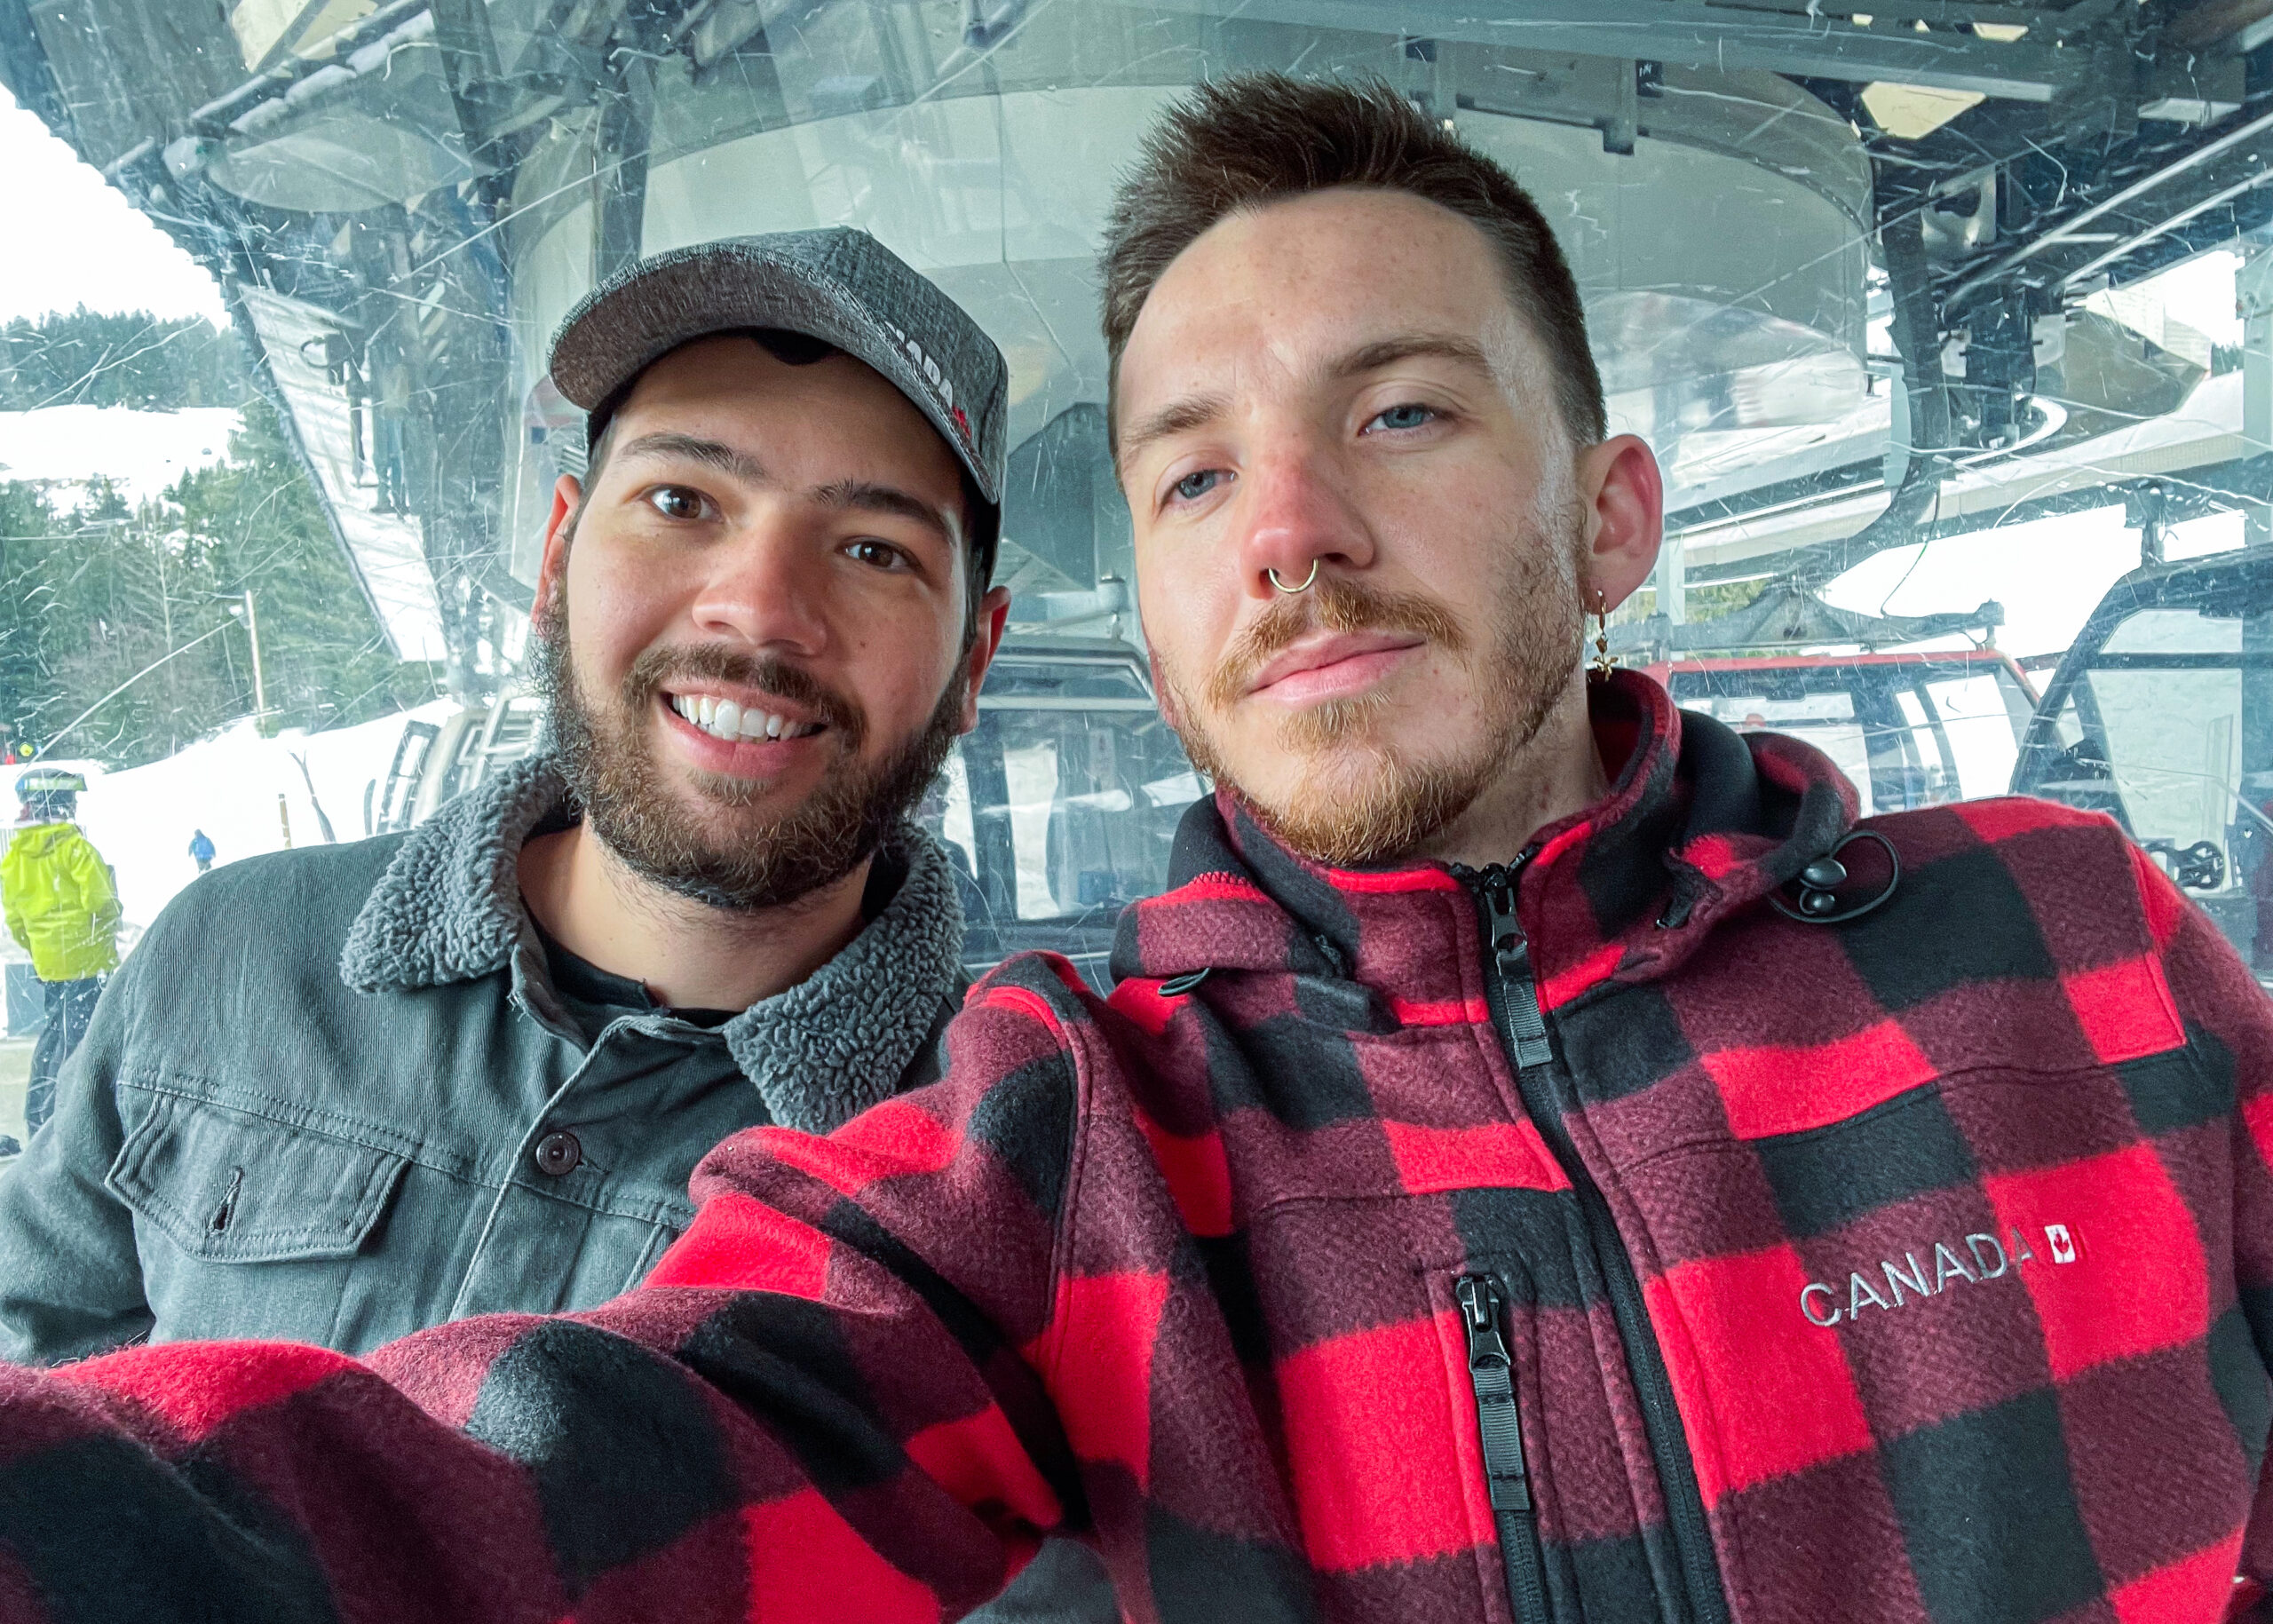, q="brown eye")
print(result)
[647,486,706,521]
[846,539,907,571]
